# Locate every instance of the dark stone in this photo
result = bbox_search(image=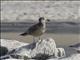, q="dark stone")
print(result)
[0,46,8,57]
[10,54,22,59]
[32,54,52,60]
[77,50,80,53]
[1,56,10,59]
